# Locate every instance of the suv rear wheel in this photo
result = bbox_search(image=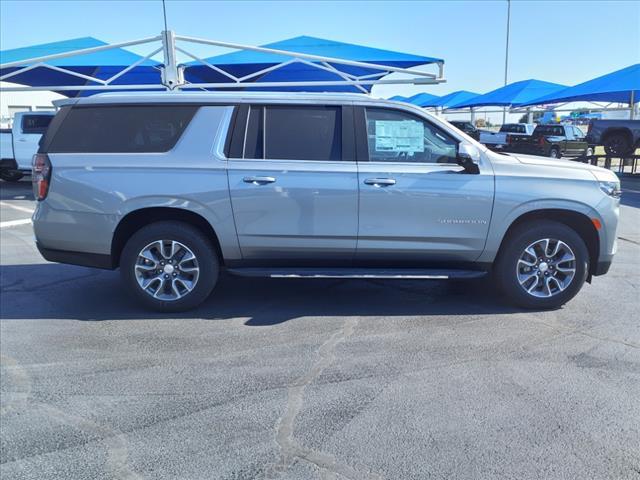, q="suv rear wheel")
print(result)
[604,132,631,156]
[120,221,219,312]
[549,147,560,158]
[495,221,589,309]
